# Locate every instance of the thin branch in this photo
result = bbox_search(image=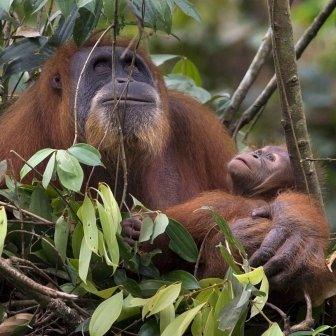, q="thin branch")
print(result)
[0,201,53,224]
[0,258,77,300]
[234,0,336,134]
[222,28,272,127]
[289,291,314,333]
[303,157,336,163]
